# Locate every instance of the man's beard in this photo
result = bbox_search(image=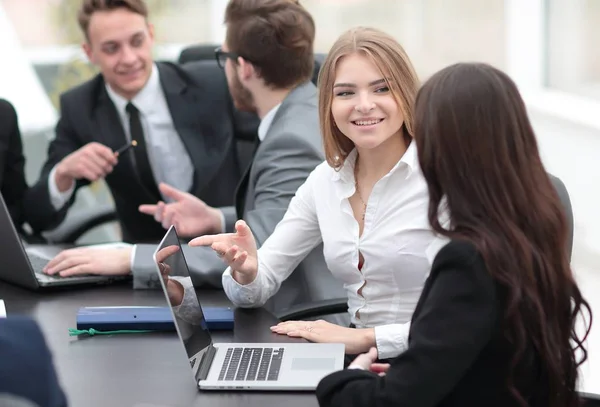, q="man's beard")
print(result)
[229,73,256,113]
